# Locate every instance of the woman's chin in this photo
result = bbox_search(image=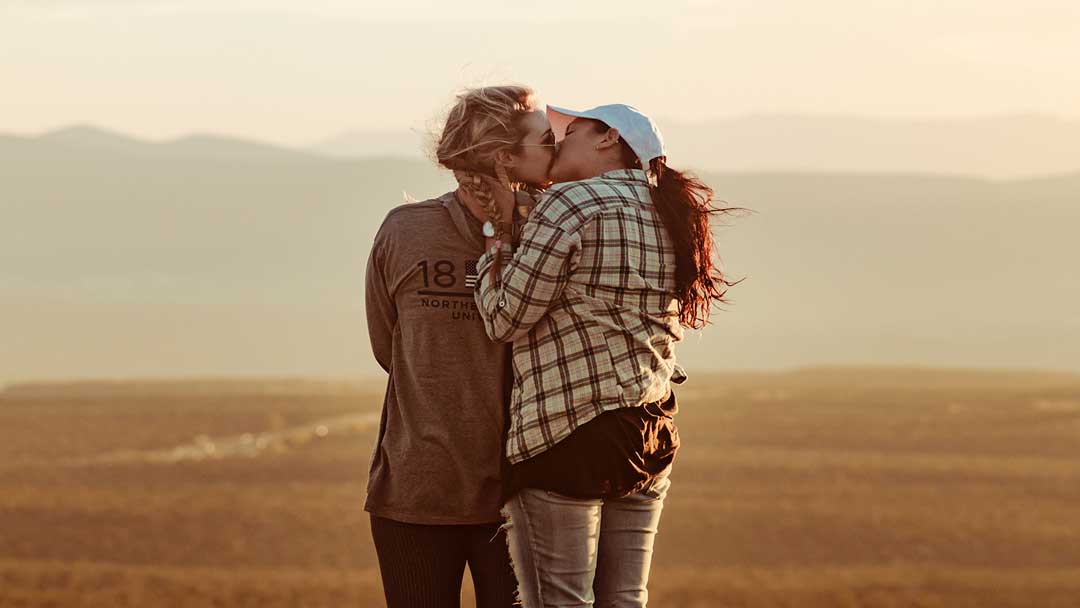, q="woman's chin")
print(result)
[546,165,569,185]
